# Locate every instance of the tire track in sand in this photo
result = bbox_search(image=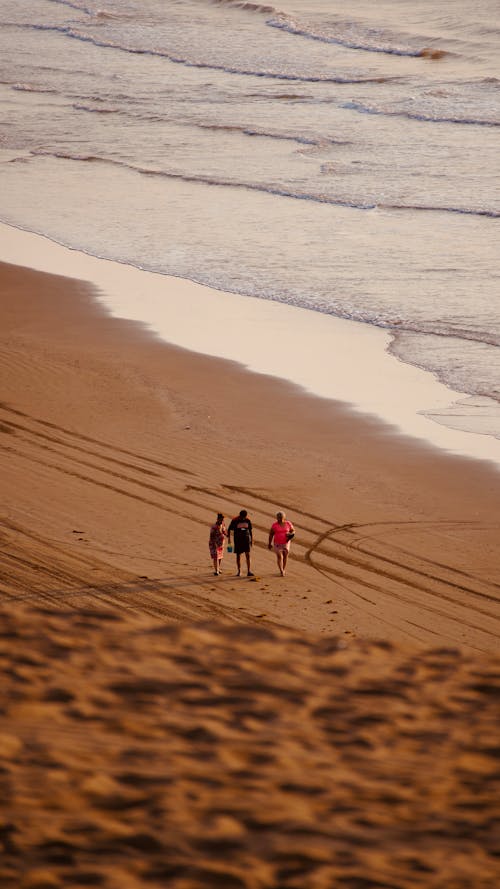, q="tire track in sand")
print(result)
[1,405,499,648]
